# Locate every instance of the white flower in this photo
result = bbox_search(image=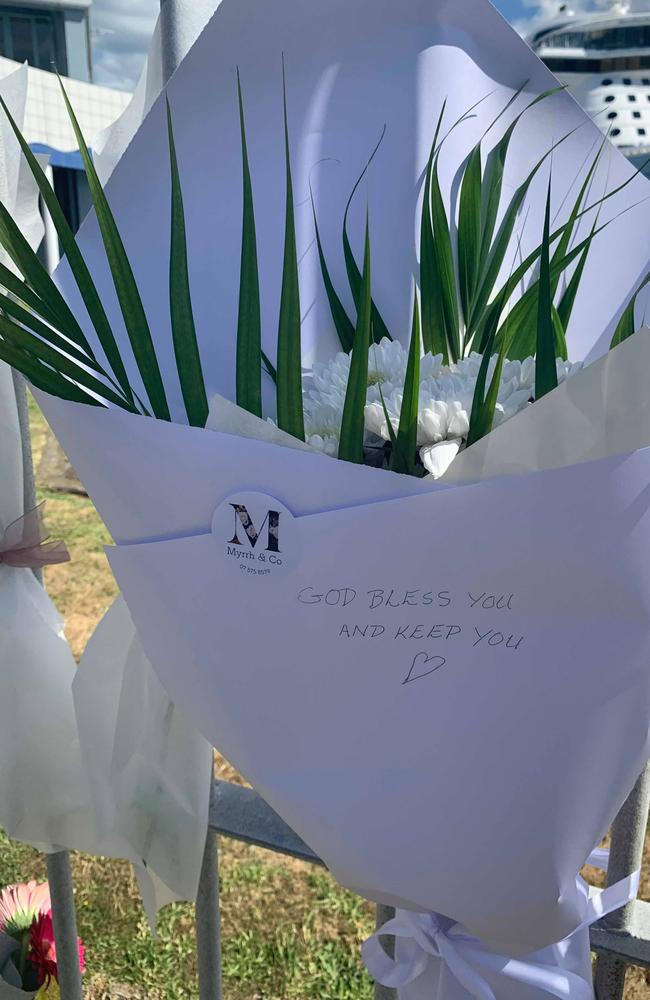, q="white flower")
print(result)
[556,358,583,383]
[303,396,344,457]
[420,438,463,479]
[301,338,581,473]
[302,338,444,458]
